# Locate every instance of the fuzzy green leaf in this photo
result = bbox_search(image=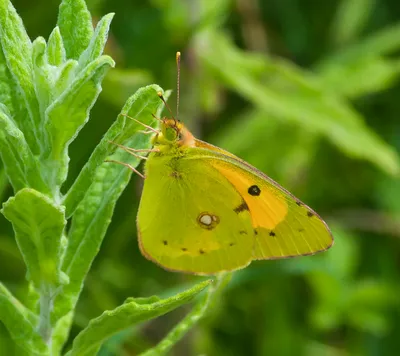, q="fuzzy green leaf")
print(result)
[53,85,165,325]
[139,275,230,356]
[44,55,115,187]
[1,188,67,288]
[0,162,8,202]
[32,37,54,119]
[47,26,66,66]
[63,84,166,217]
[0,36,23,119]
[68,280,212,356]
[57,0,94,60]
[54,59,78,96]
[0,105,48,193]
[0,283,47,355]
[0,0,43,154]
[78,13,114,69]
